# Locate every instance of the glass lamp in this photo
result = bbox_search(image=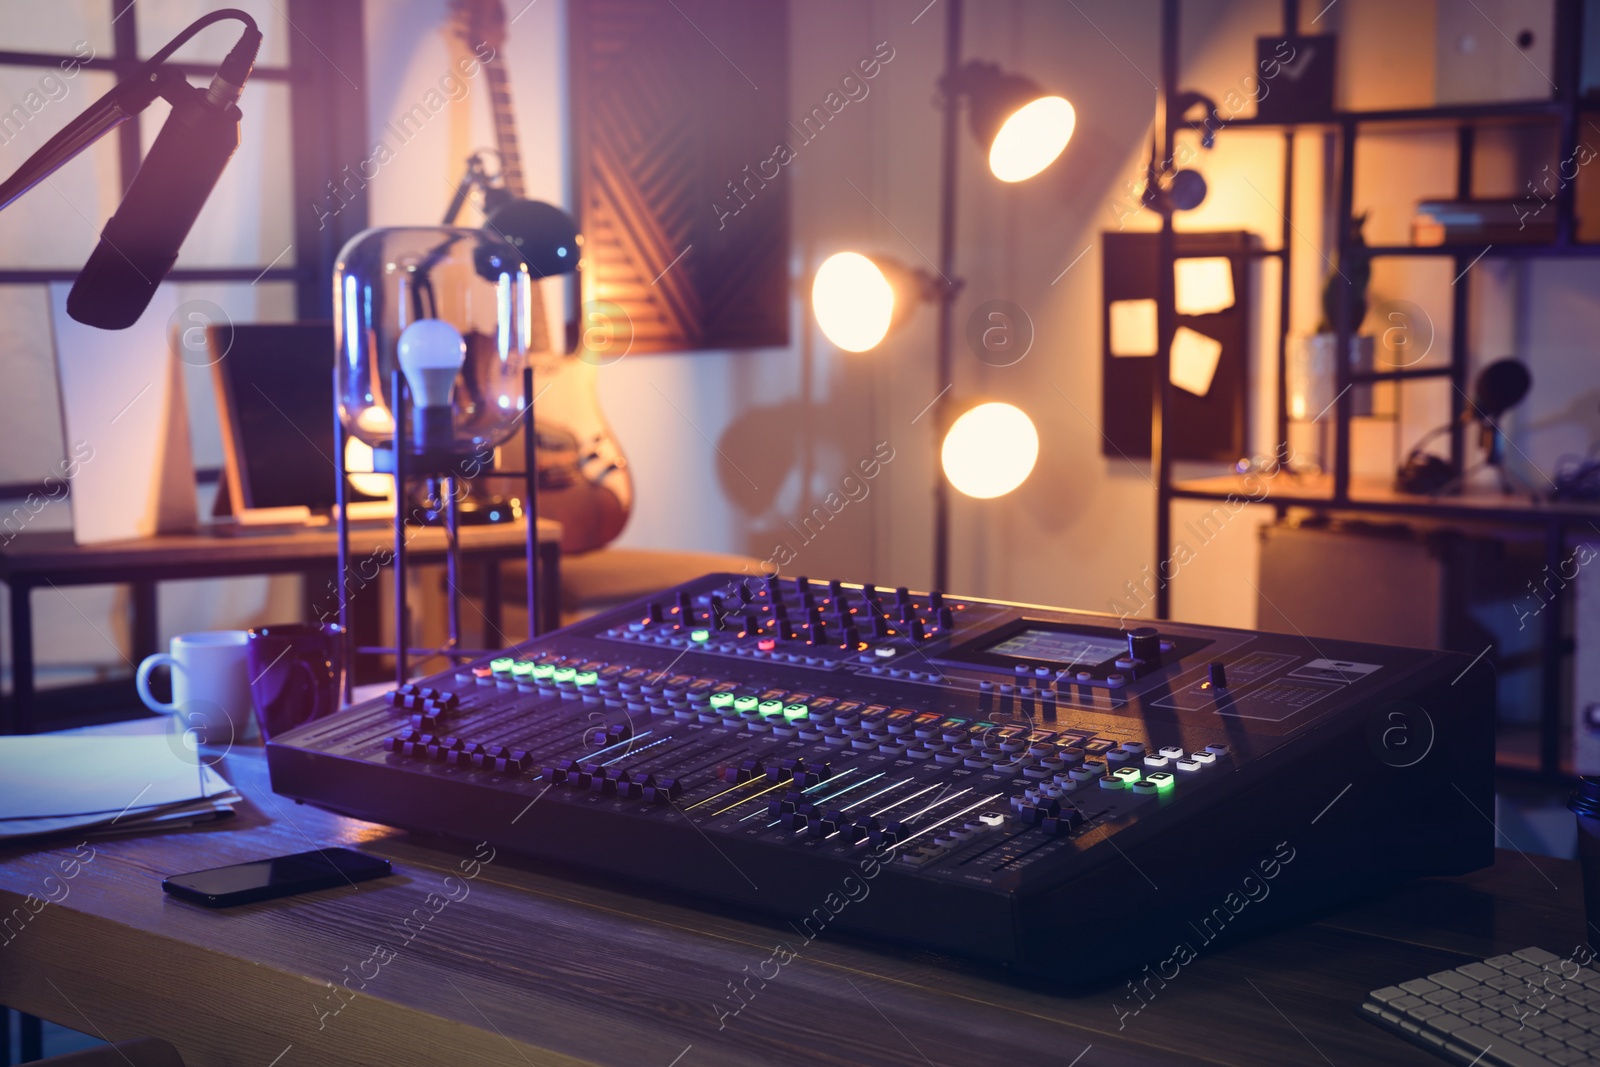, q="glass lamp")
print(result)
[334,226,534,467]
